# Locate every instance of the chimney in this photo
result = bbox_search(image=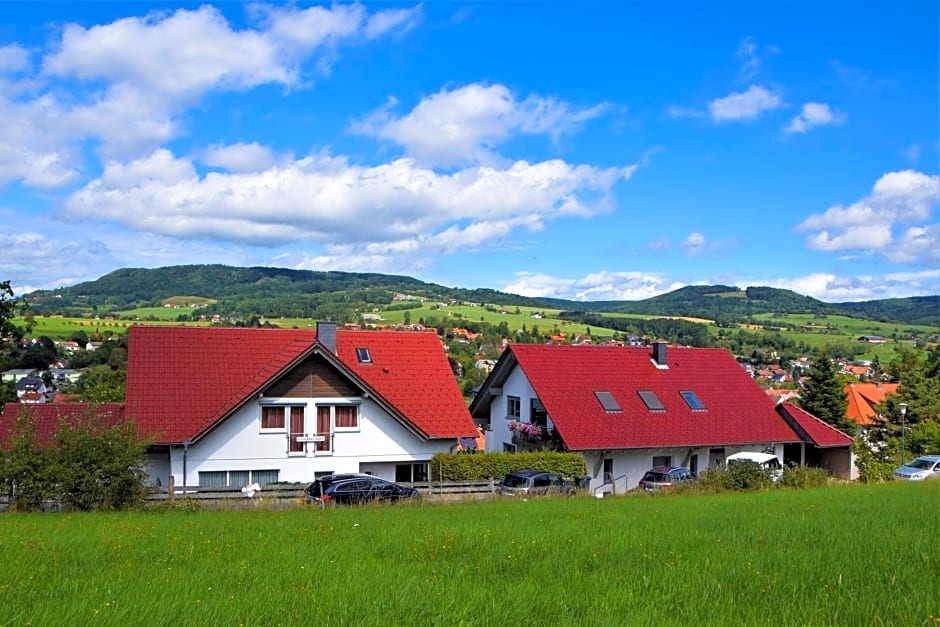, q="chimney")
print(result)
[652,340,667,367]
[317,321,337,354]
